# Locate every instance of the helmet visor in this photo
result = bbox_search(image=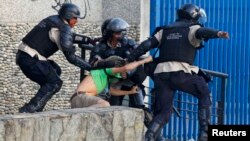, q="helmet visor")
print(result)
[106,18,129,32]
[198,8,207,24]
